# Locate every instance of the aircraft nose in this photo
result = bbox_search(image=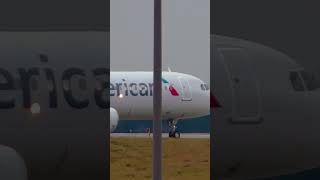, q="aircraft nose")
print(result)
[195,86,210,117]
